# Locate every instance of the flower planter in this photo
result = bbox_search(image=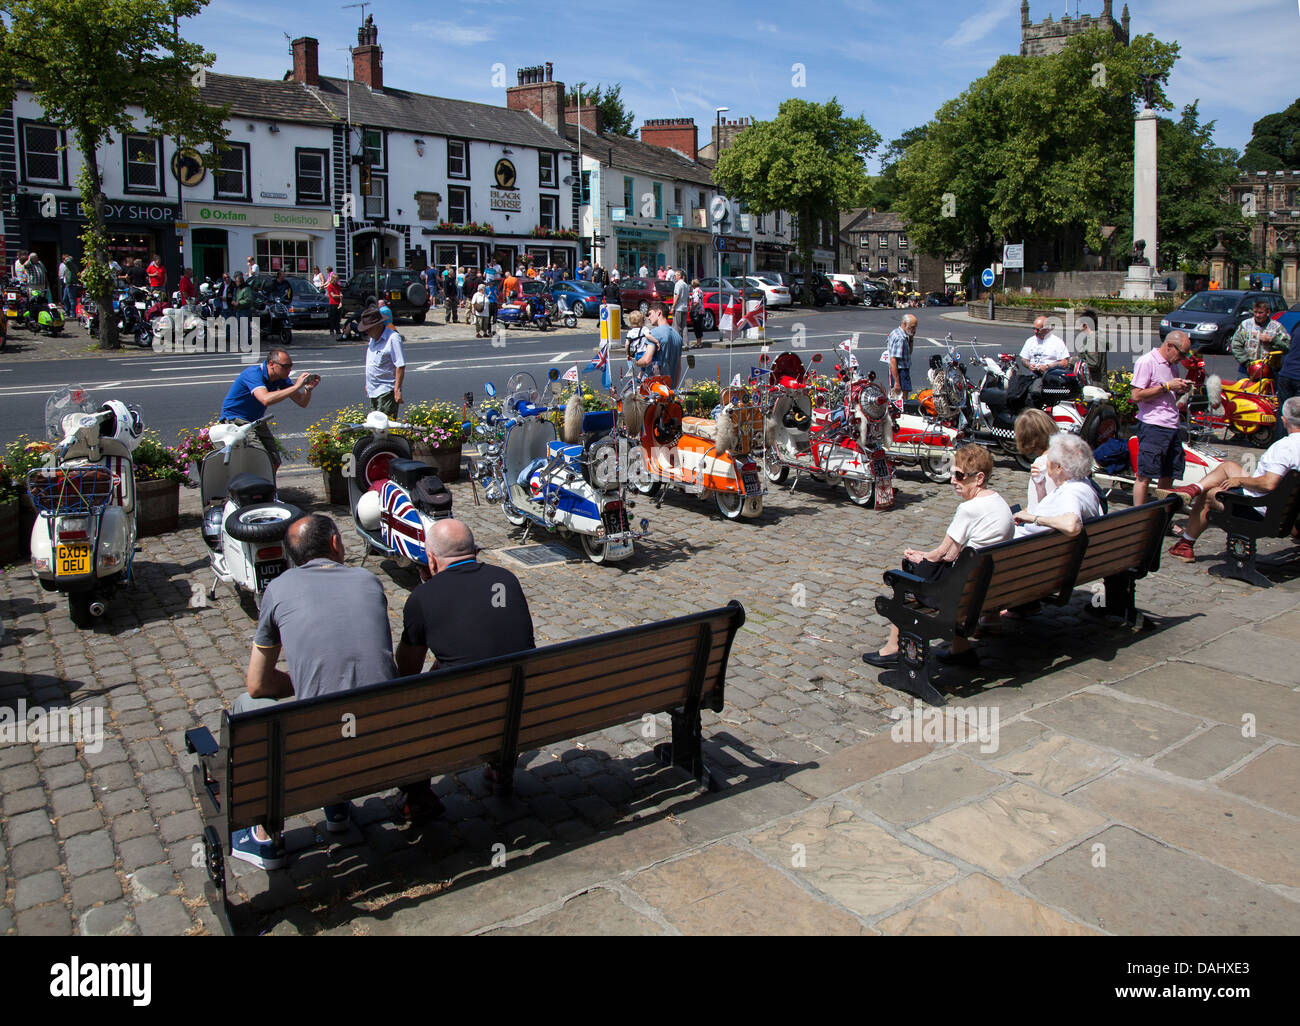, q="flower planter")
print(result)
[411,442,462,482]
[323,469,350,506]
[0,498,20,564]
[136,478,181,537]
